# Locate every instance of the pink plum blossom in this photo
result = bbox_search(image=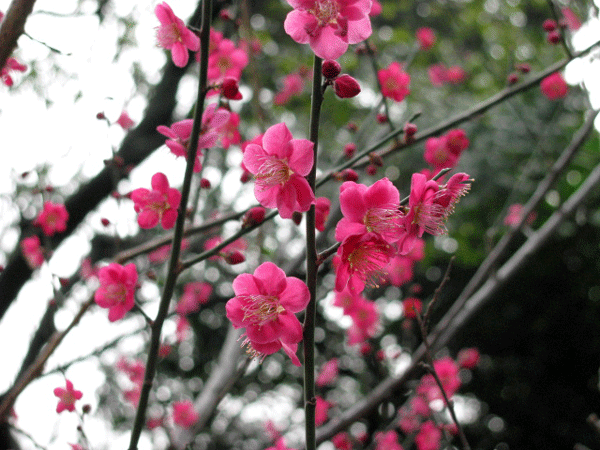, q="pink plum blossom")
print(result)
[415,421,442,450]
[130,172,181,230]
[207,38,249,83]
[225,262,310,366]
[176,281,212,315]
[457,347,480,369]
[220,112,242,150]
[315,197,331,231]
[374,430,404,450]
[53,379,82,413]
[157,104,231,172]
[315,396,331,426]
[171,400,199,428]
[21,236,44,269]
[155,2,200,67]
[417,356,461,403]
[243,123,315,219]
[402,297,423,319]
[283,0,373,60]
[266,437,298,450]
[346,296,379,345]
[369,0,382,16]
[336,177,402,244]
[378,62,410,102]
[94,263,138,322]
[416,27,436,50]
[34,201,69,236]
[561,7,581,30]
[316,358,339,386]
[504,203,536,227]
[541,72,568,100]
[333,74,361,98]
[1,57,27,86]
[424,129,469,171]
[116,111,135,129]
